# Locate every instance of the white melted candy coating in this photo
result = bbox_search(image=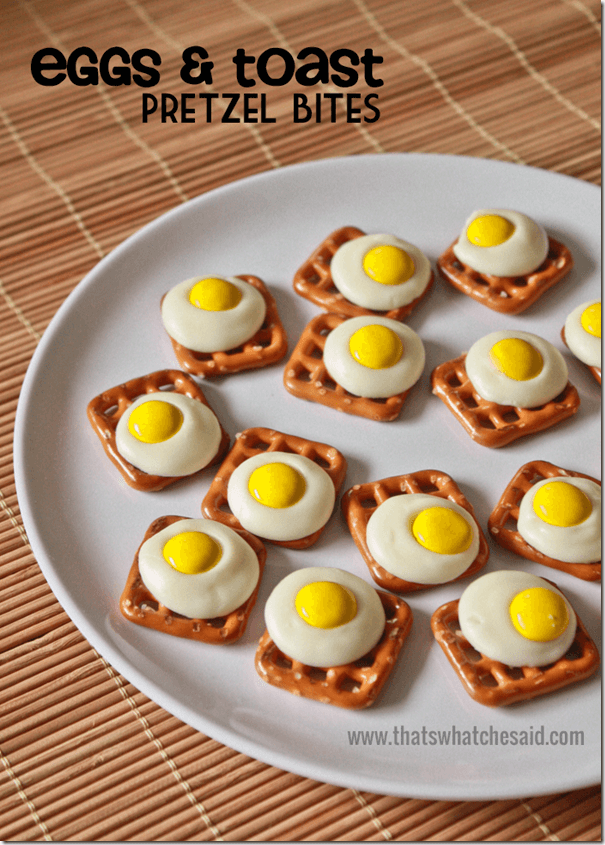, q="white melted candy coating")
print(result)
[453,209,548,276]
[458,570,576,668]
[264,566,386,667]
[564,300,601,368]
